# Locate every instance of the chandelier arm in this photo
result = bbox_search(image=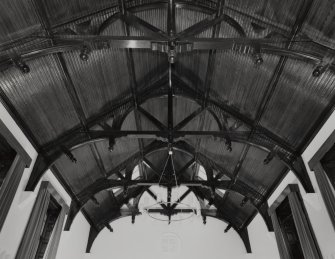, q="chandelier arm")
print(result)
[170,153,179,188]
[158,153,170,185]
